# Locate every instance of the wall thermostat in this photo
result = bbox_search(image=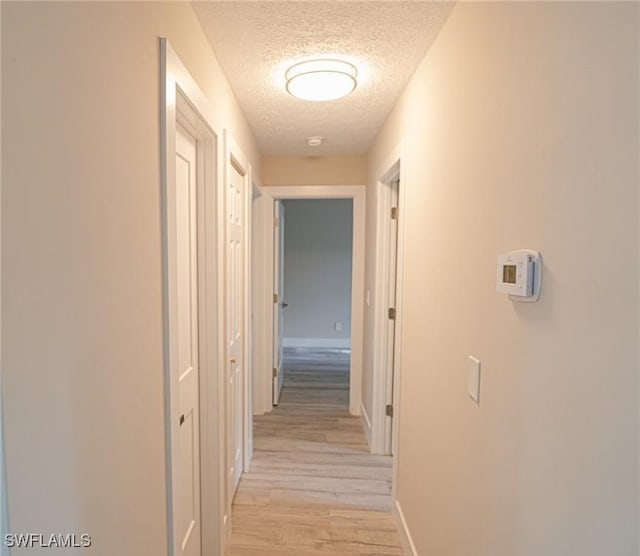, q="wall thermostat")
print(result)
[496,250,542,302]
